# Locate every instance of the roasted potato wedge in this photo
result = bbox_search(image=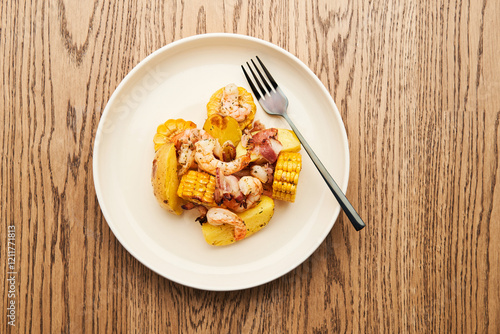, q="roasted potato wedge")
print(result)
[151,142,184,215]
[276,128,301,153]
[203,114,242,146]
[201,196,275,246]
